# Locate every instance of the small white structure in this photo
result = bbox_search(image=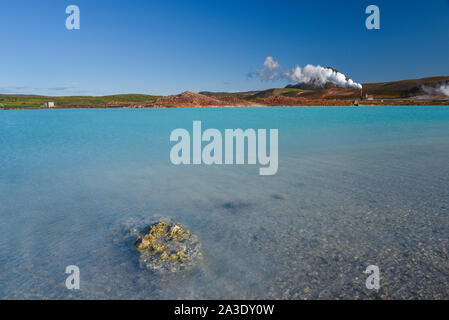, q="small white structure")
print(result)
[42,102,55,108]
[365,94,374,101]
